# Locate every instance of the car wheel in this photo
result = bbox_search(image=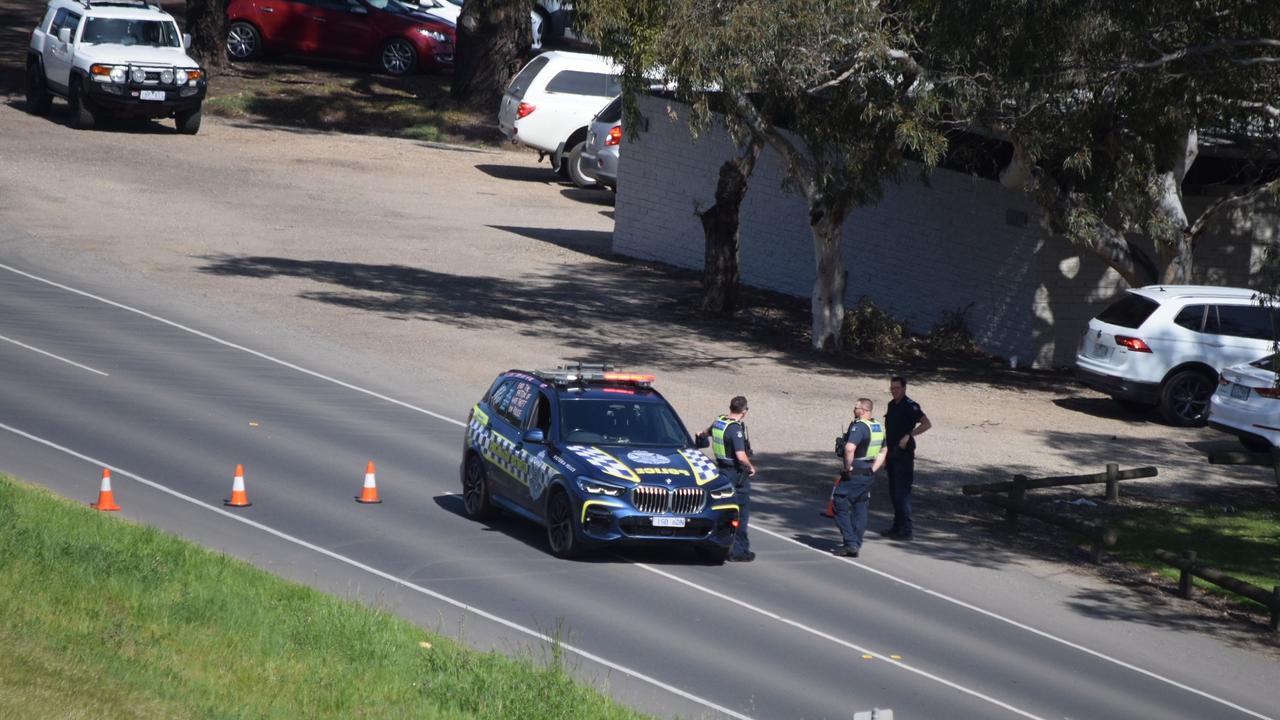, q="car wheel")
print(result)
[462,454,495,519]
[545,488,580,558]
[68,80,95,130]
[25,62,52,116]
[1158,369,1215,426]
[694,544,730,565]
[1239,435,1272,452]
[226,21,262,61]
[381,38,417,76]
[567,141,599,189]
[175,107,202,135]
